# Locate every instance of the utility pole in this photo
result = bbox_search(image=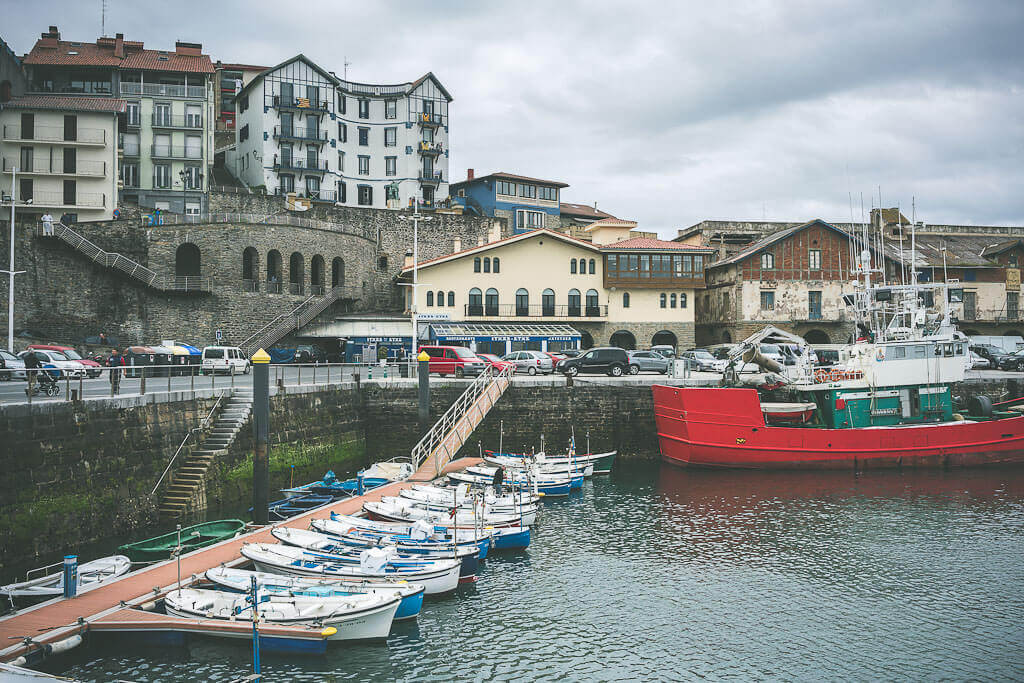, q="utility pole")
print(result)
[398,198,433,358]
[3,167,27,351]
